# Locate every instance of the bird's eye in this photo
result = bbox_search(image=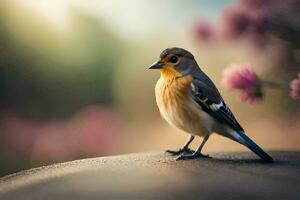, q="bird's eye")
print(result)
[169,56,178,63]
